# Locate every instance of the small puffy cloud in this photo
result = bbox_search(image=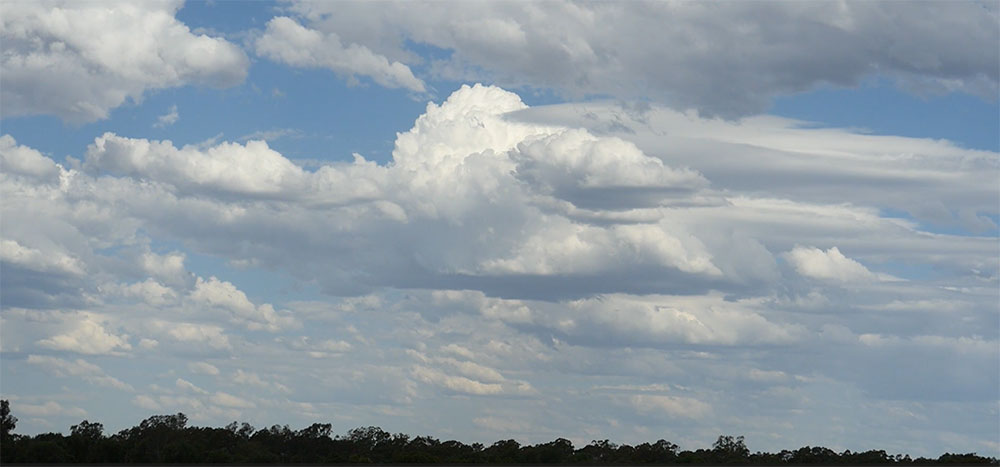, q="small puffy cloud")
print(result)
[103,279,177,306]
[0,135,61,181]
[140,250,189,288]
[138,338,159,350]
[412,365,503,395]
[18,401,86,418]
[84,133,307,196]
[132,395,161,411]
[27,355,132,391]
[160,322,231,350]
[0,239,85,276]
[280,336,352,358]
[189,276,297,331]
[210,391,254,408]
[255,16,425,93]
[153,105,179,128]
[188,361,220,376]
[629,394,711,419]
[784,246,880,283]
[37,314,132,355]
[1,1,248,123]
[175,378,208,394]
